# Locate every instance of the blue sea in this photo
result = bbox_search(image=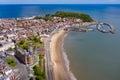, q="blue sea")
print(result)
[1,4,120,80]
